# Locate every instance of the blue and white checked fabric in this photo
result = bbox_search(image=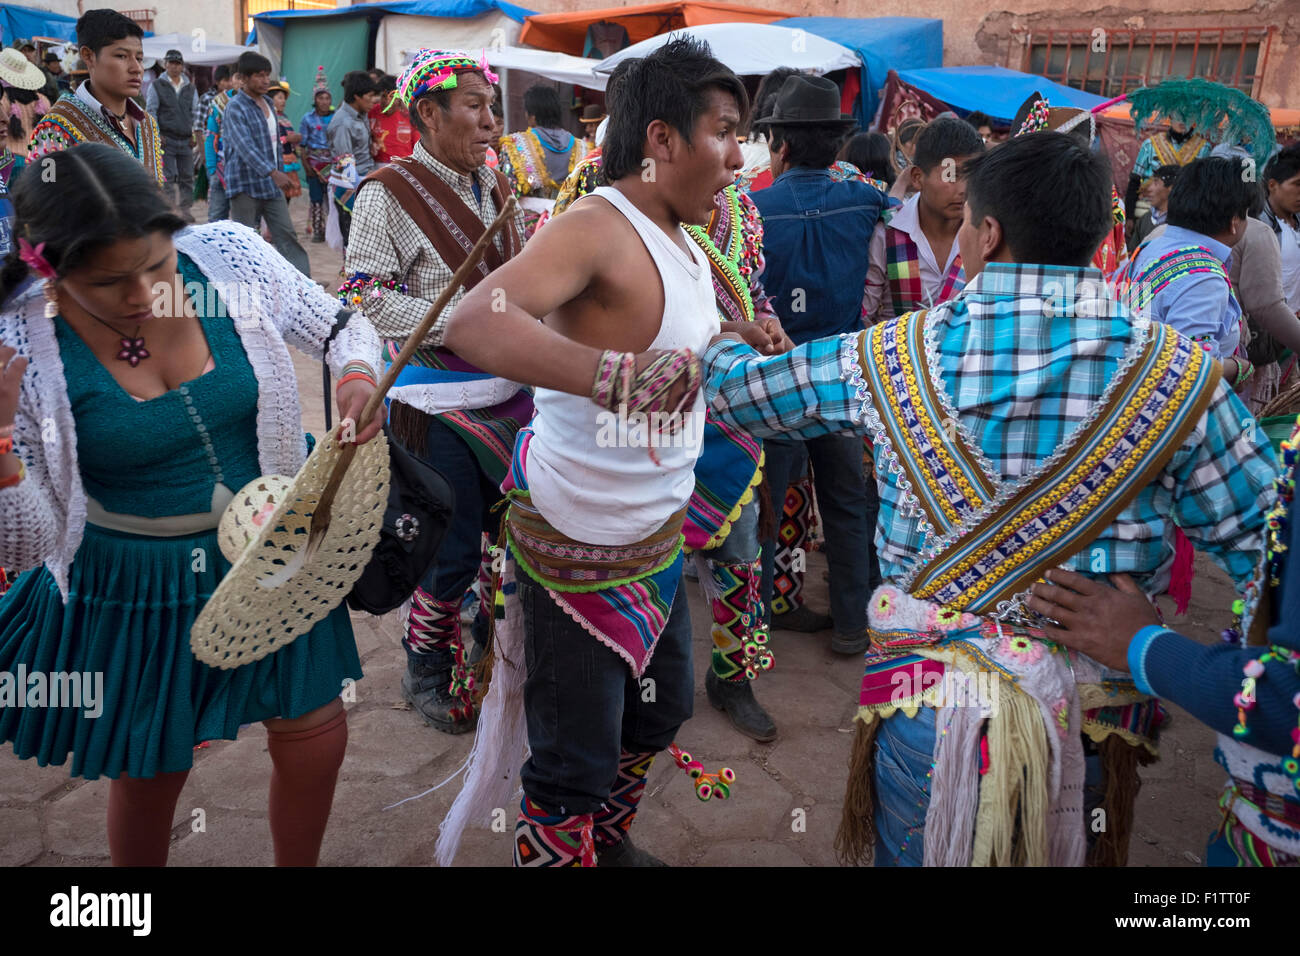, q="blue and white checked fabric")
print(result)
[704,262,1278,590]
